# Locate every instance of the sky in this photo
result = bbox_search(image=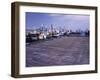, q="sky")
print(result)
[26,12,90,31]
